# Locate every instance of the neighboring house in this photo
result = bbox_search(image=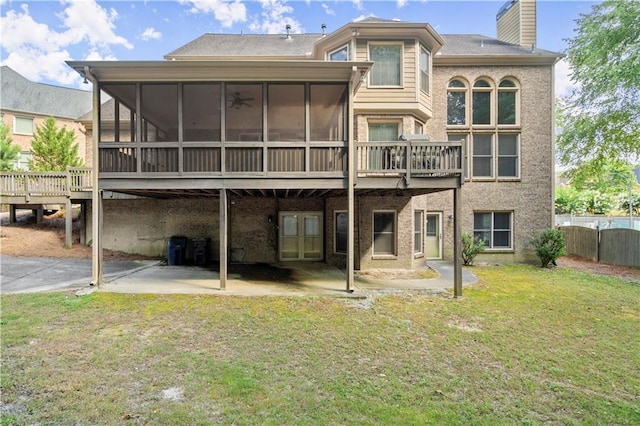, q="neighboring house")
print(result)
[68,0,560,289]
[0,66,92,169]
